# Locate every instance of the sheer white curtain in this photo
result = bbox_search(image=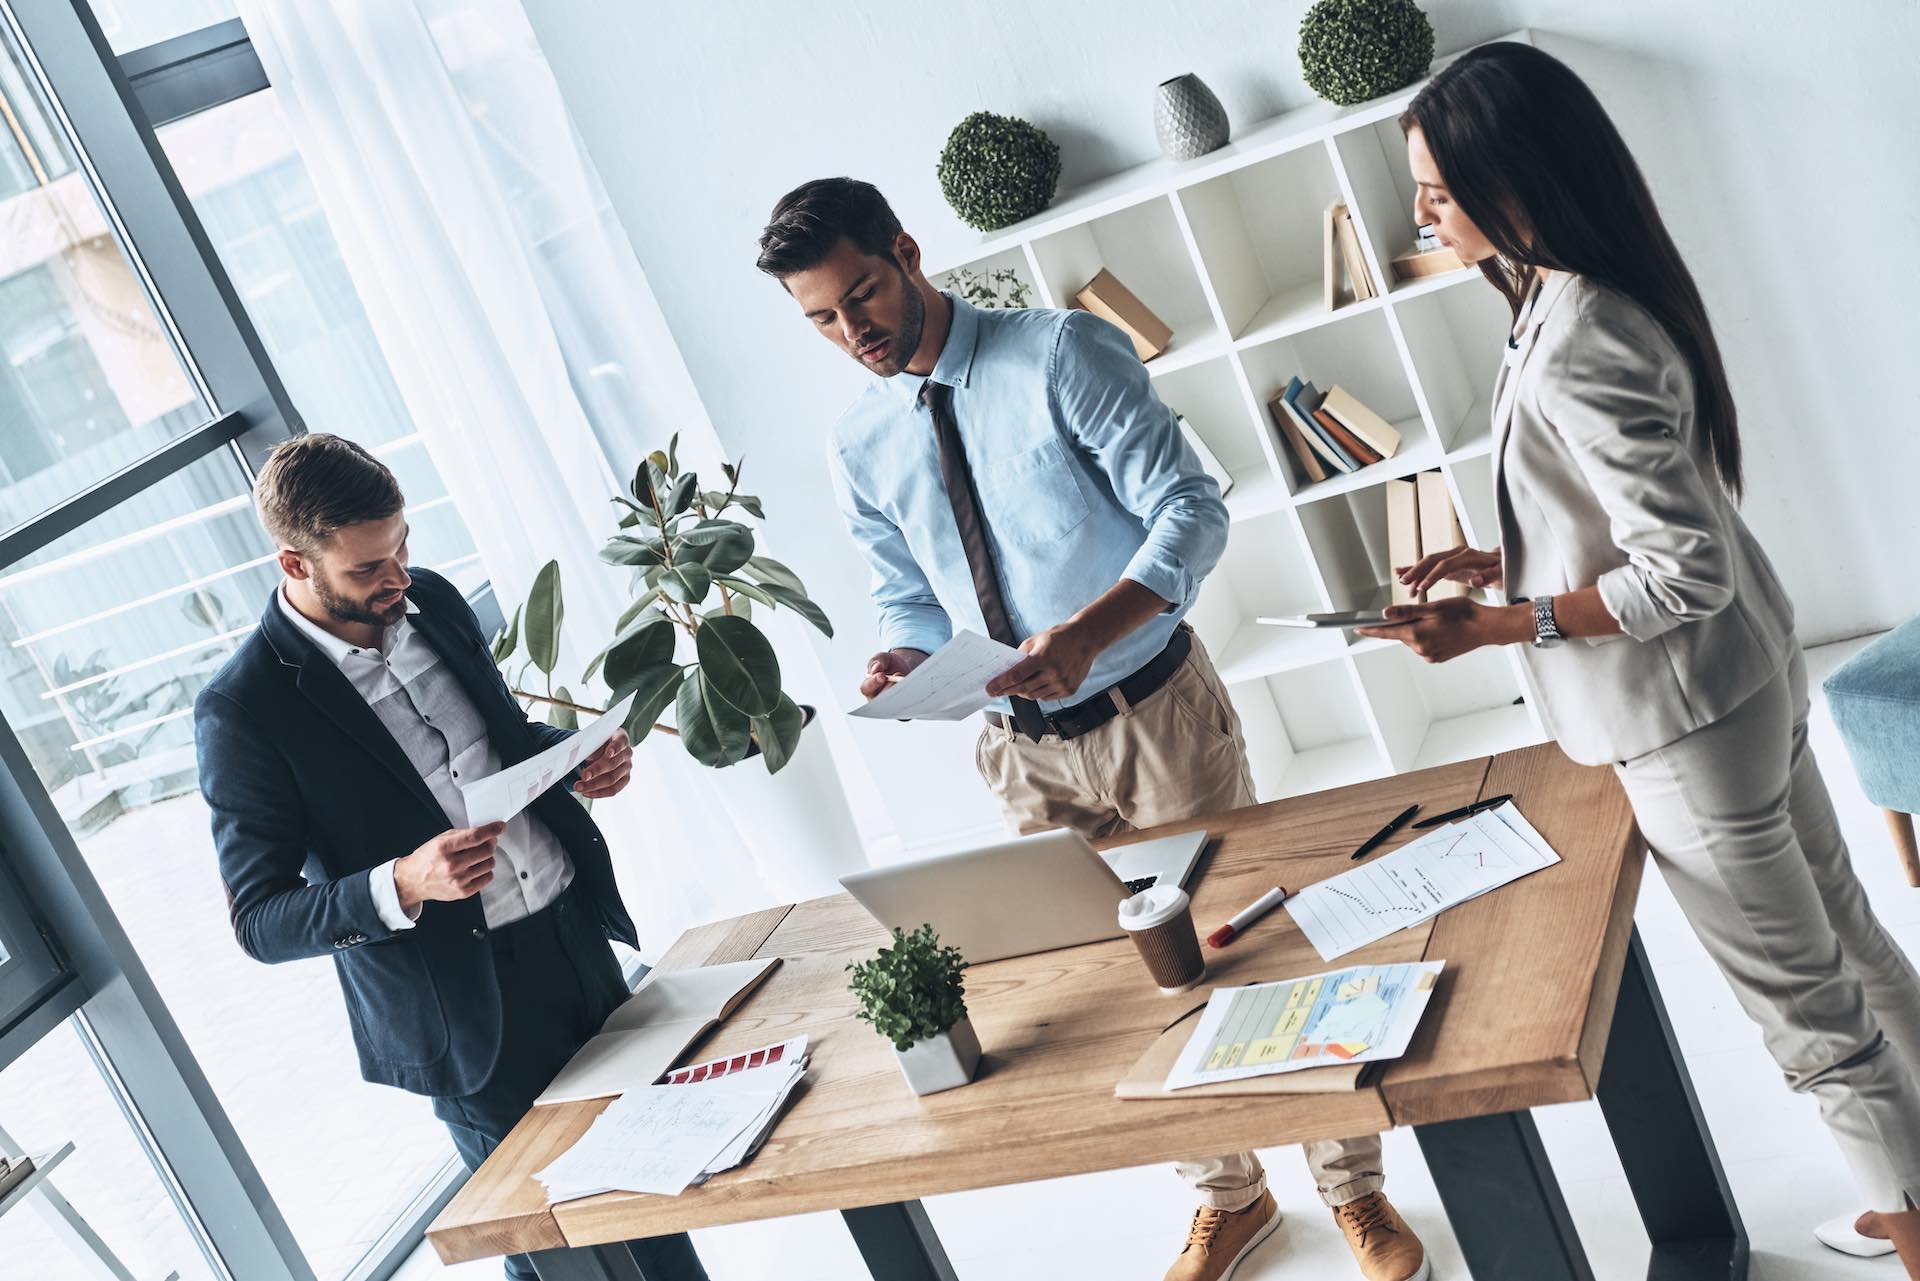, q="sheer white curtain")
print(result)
[234,0,862,952]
